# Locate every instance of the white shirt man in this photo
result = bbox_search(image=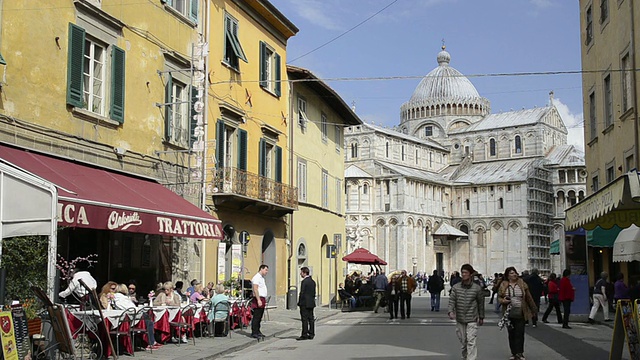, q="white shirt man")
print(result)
[251,265,269,338]
[59,271,97,299]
